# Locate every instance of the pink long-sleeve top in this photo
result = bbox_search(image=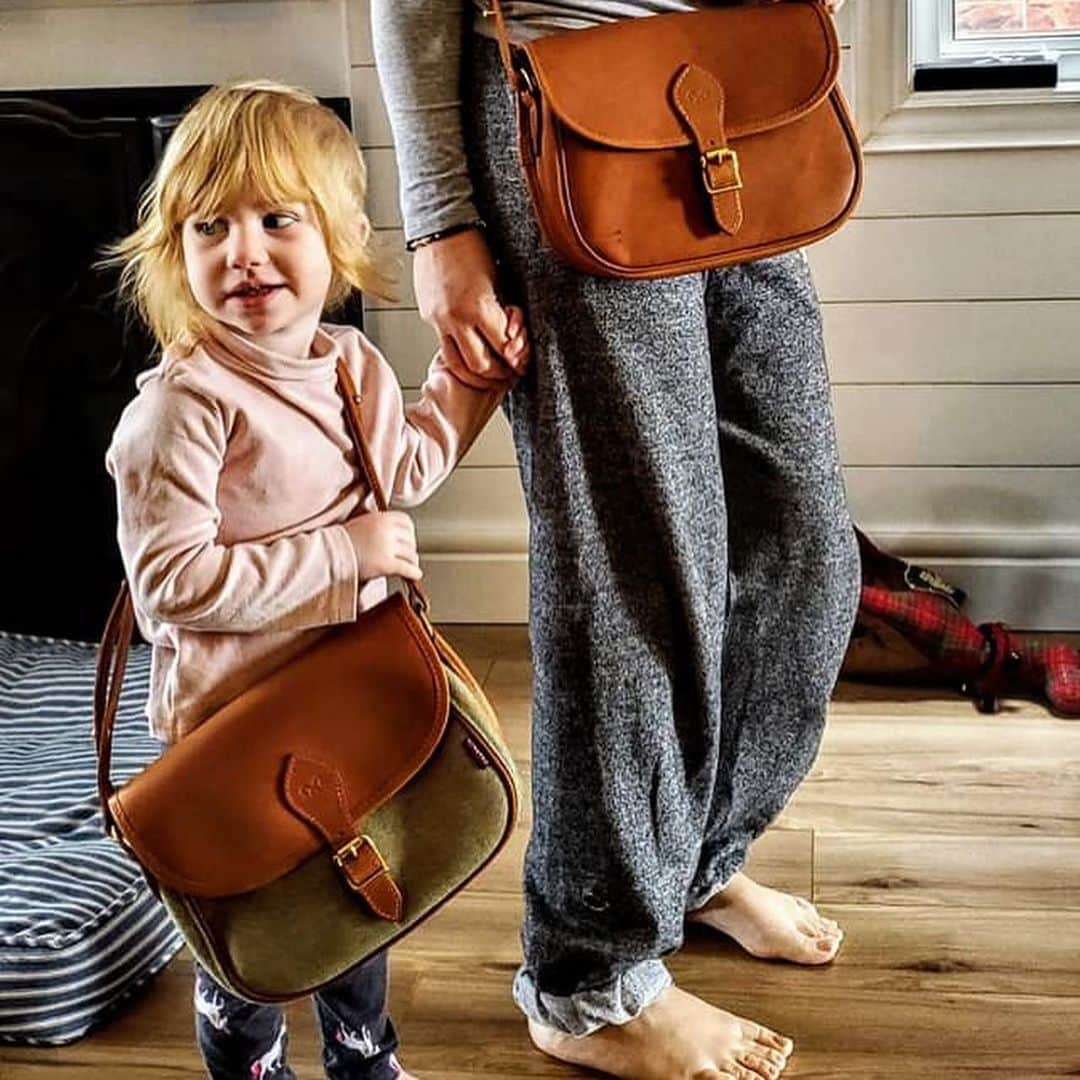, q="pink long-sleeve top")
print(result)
[106,321,504,743]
